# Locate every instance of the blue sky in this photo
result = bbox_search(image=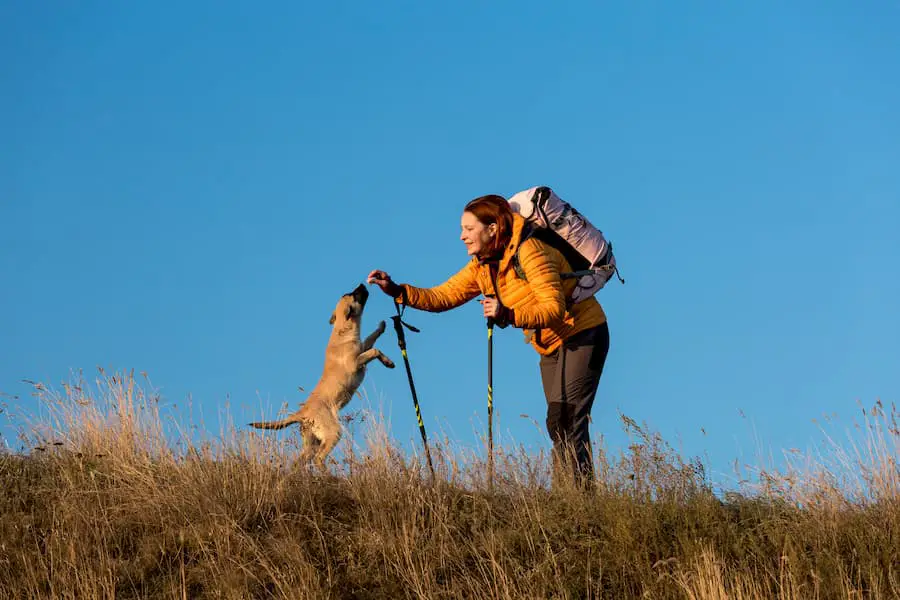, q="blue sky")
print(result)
[2,1,898,489]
